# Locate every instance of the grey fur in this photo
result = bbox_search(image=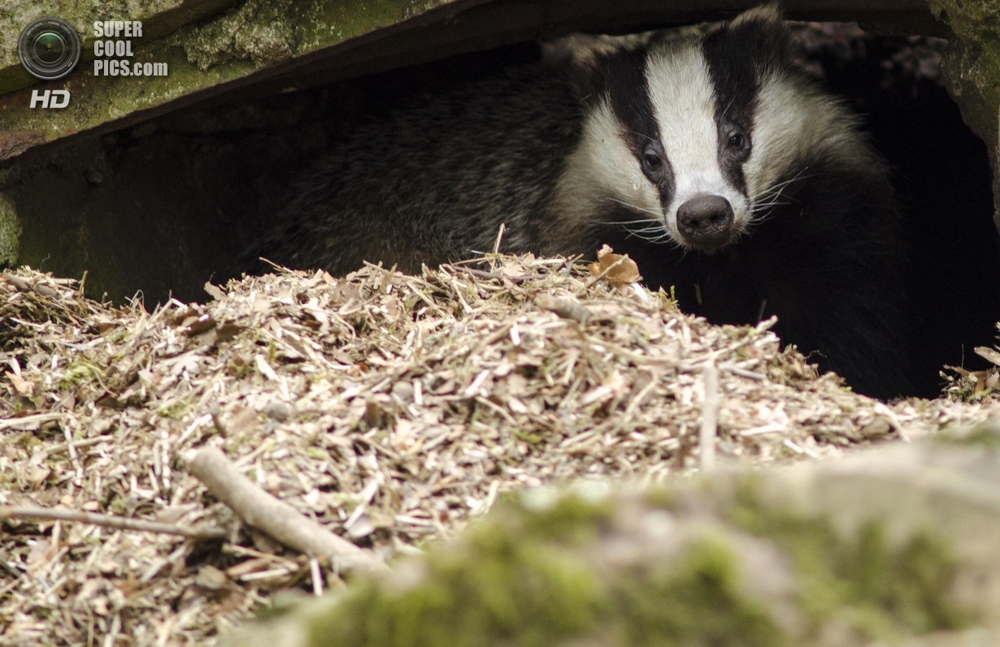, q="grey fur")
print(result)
[248,65,588,275]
